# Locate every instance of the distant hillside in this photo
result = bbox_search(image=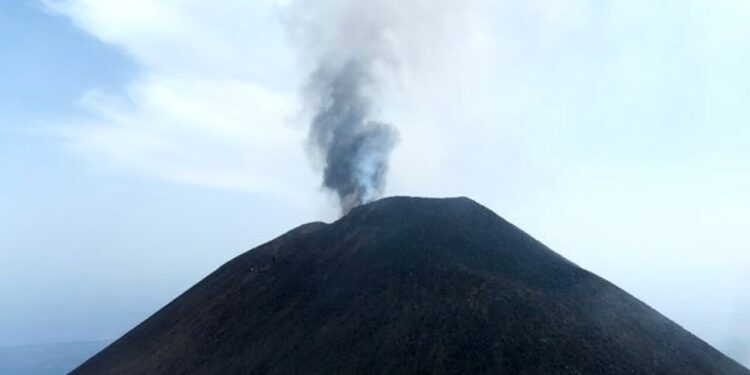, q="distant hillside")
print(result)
[73,197,749,374]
